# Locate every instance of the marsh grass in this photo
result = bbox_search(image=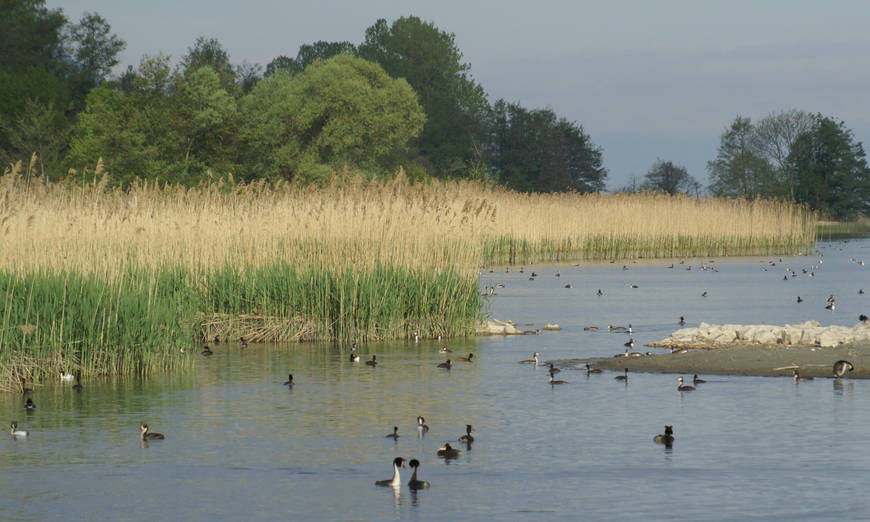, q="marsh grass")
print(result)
[0,163,815,382]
